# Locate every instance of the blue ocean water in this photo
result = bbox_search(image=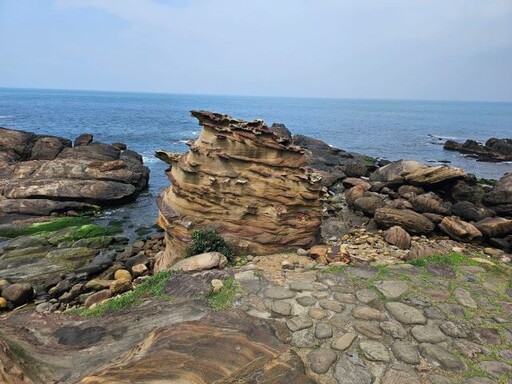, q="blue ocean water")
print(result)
[1,88,511,228]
